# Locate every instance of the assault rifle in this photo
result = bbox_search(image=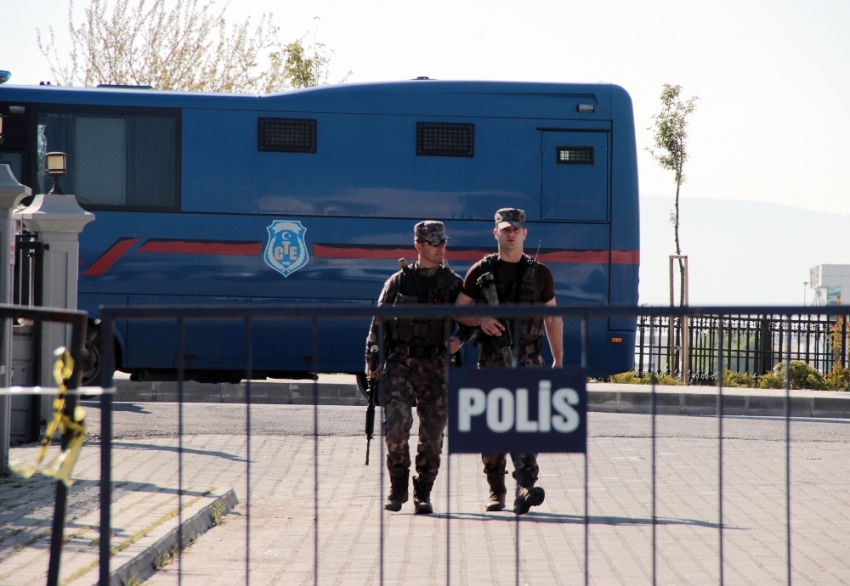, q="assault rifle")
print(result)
[476,272,515,367]
[364,344,380,466]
